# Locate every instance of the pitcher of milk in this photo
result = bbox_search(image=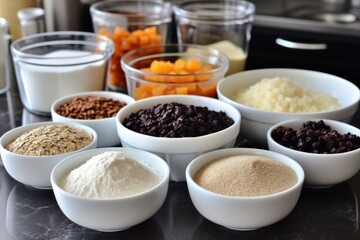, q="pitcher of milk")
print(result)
[0,18,11,94]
